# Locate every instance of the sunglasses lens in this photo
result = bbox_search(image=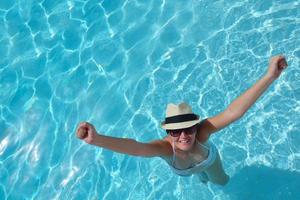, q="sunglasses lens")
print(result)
[169,130,181,137]
[186,127,195,134]
[168,126,195,137]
